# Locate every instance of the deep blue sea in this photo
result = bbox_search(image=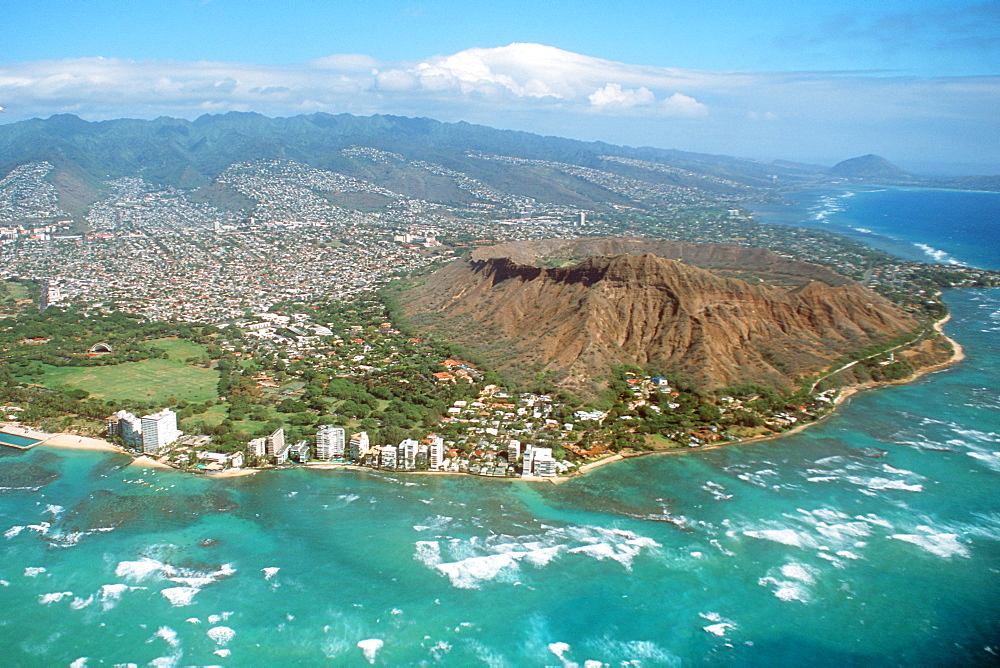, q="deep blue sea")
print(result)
[752,187,1000,270]
[2,189,999,666]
